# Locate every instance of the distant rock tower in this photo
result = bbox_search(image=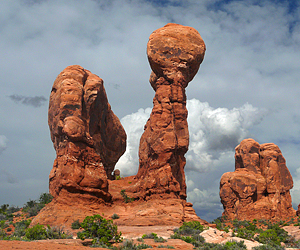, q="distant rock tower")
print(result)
[134,23,206,199]
[220,138,295,221]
